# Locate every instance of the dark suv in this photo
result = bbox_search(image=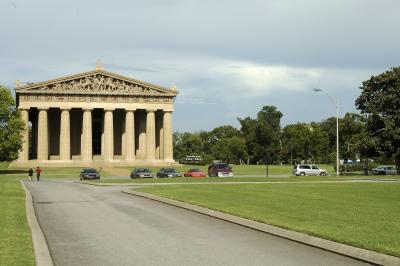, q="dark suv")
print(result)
[208,163,233,177]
